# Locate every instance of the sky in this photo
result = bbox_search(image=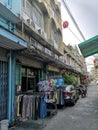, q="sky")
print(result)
[59,0,98,72]
[65,0,98,39]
